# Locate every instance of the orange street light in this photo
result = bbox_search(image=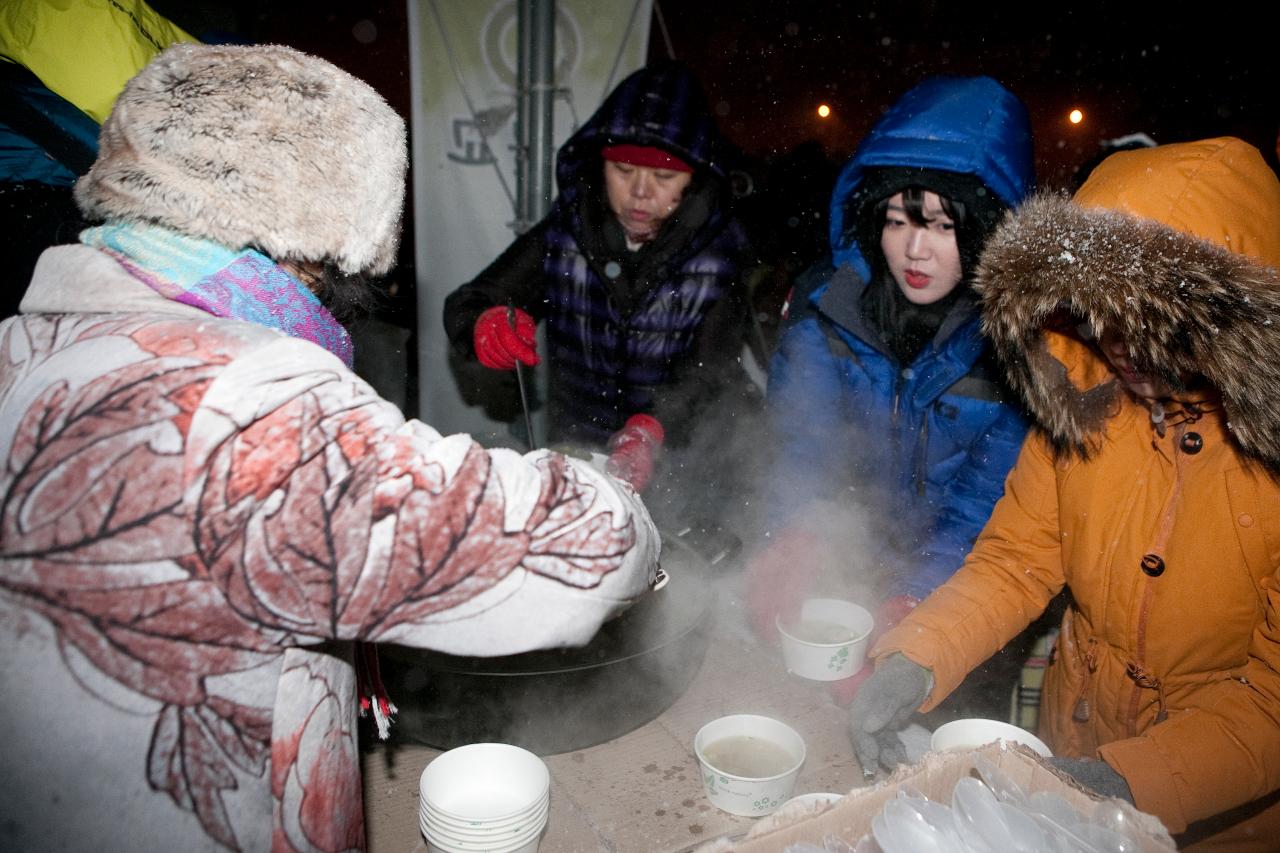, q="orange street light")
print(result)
[817,104,831,118]
[1069,108,1084,124]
